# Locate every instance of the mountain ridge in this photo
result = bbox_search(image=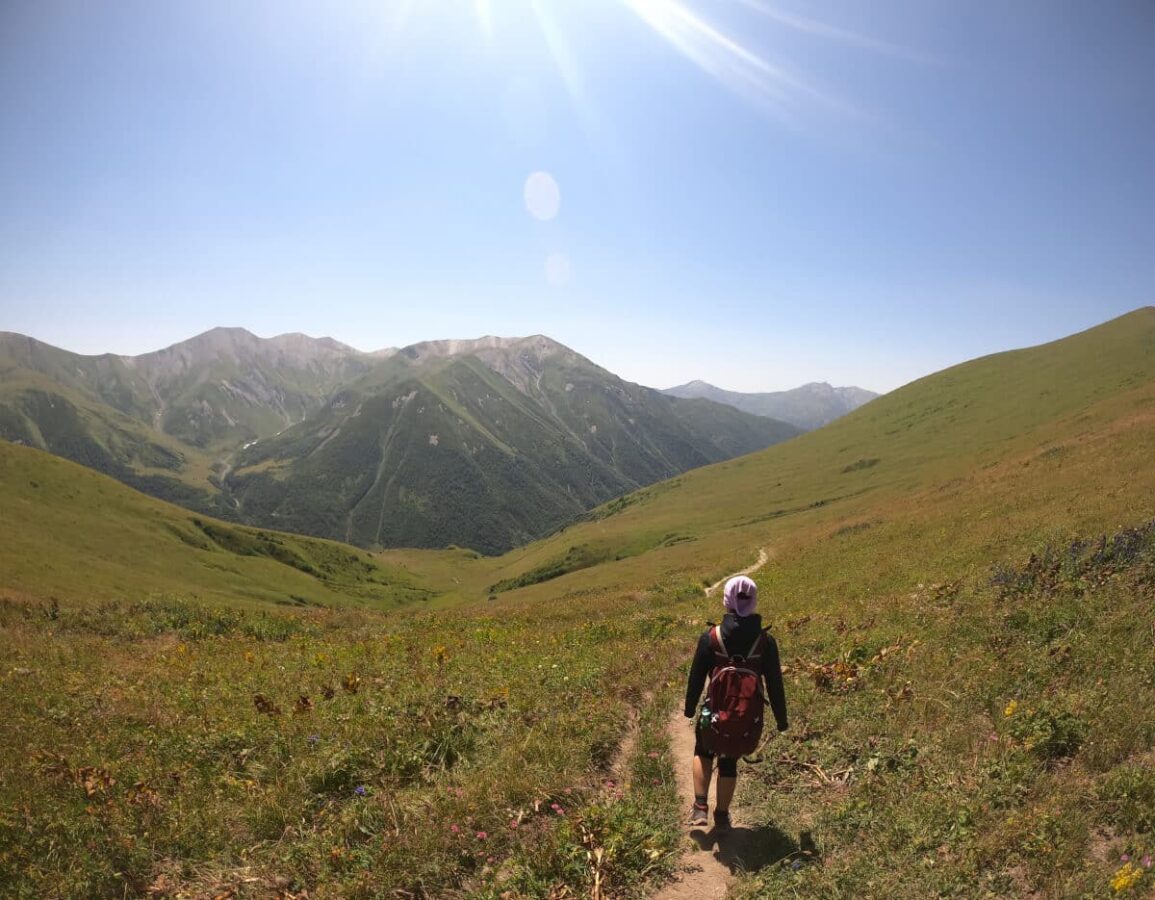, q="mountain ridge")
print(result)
[662,378,879,430]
